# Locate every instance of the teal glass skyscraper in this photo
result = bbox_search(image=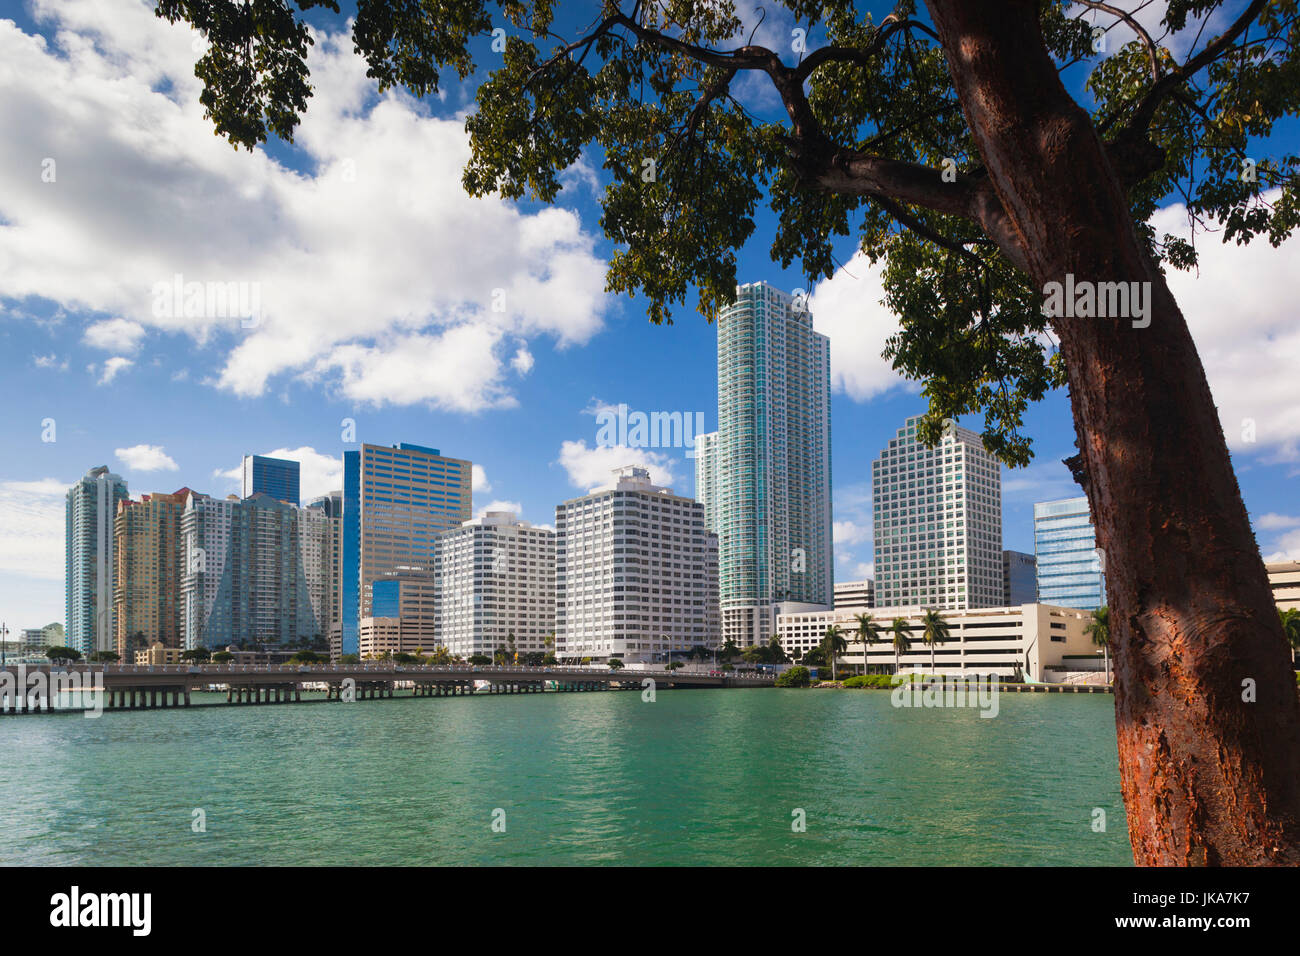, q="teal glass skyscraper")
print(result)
[701,282,832,647]
[1034,496,1105,610]
[66,465,129,655]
